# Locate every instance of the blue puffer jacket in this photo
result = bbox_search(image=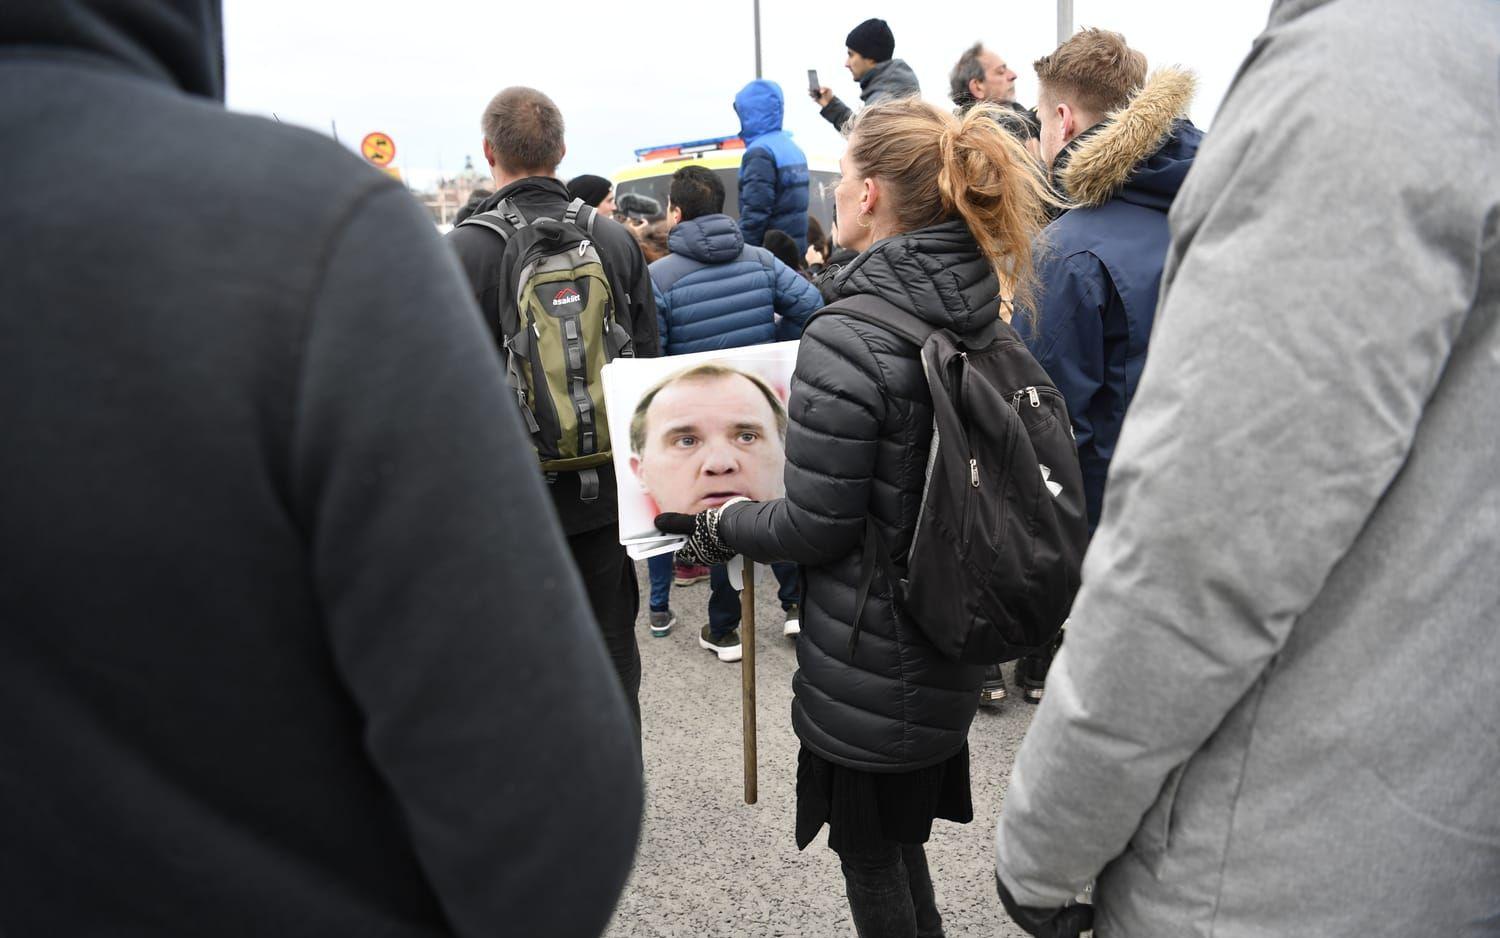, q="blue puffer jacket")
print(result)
[1016,69,1201,532]
[649,213,822,355]
[734,80,809,251]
